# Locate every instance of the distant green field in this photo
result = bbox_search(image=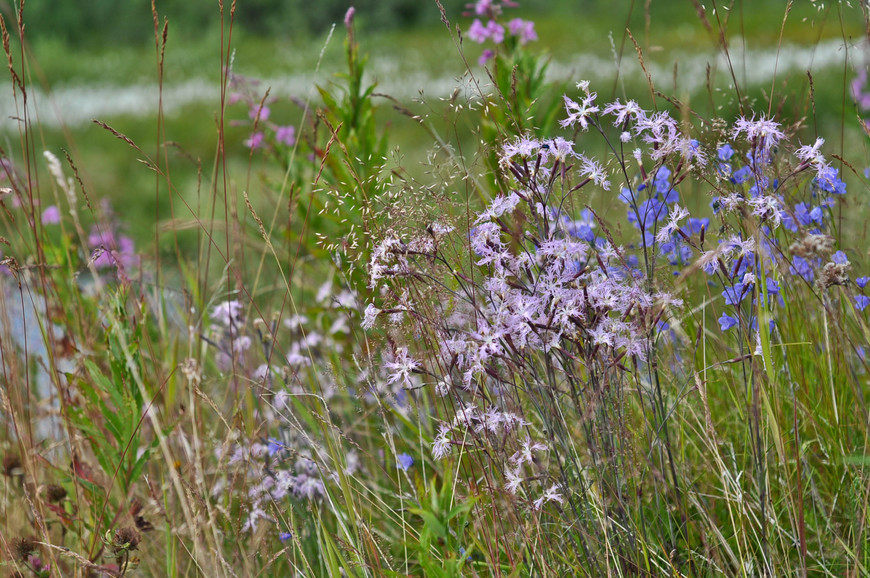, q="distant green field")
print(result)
[4,1,868,251]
